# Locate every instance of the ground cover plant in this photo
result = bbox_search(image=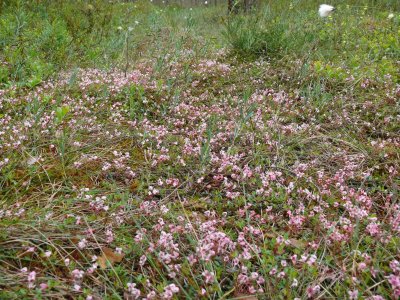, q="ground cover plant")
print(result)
[0,0,399,299]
